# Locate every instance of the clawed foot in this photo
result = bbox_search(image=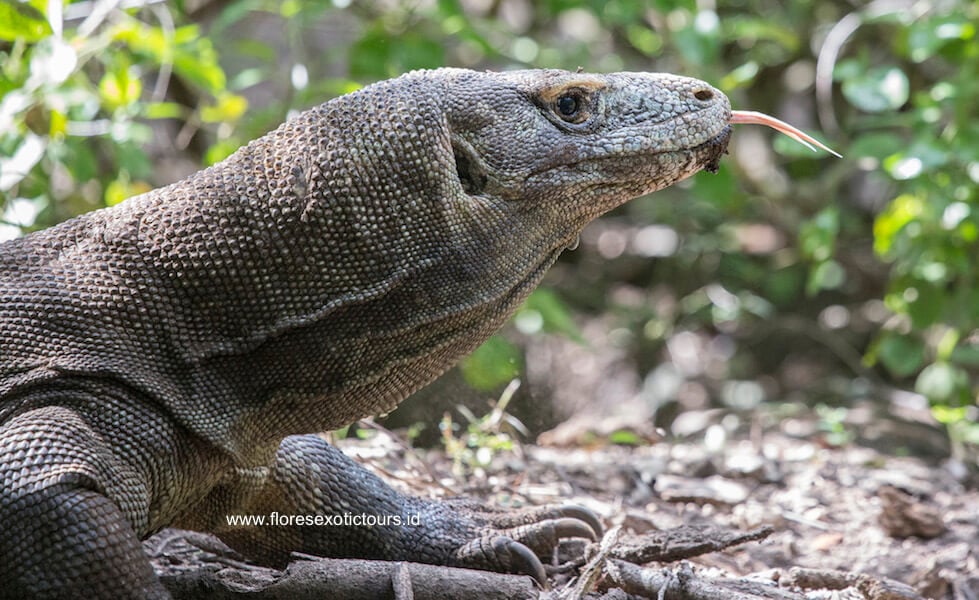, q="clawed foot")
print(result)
[237,438,603,586]
[444,502,603,585]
